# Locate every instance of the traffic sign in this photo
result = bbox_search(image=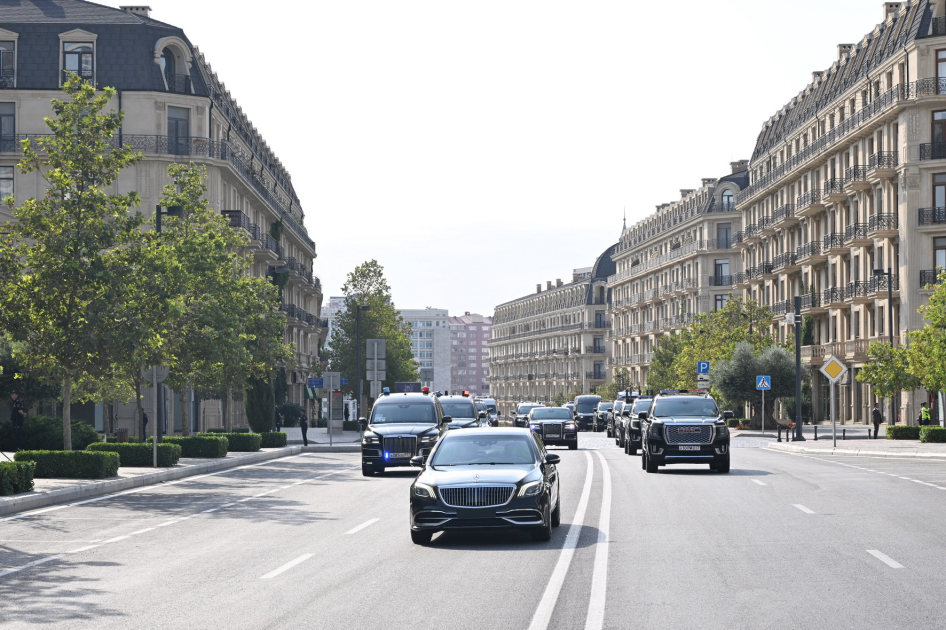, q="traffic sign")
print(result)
[697,361,710,374]
[756,375,771,390]
[697,374,710,387]
[819,356,848,383]
[142,366,169,383]
[367,370,386,382]
[366,339,386,359]
[340,377,349,386]
[307,377,323,388]
[366,359,386,371]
